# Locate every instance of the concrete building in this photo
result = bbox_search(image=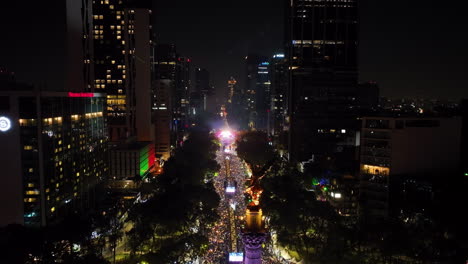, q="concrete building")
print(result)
[269,53,288,138]
[110,141,155,180]
[193,68,210,114]
[93,1,153,142]
[153,79,173,160]
[359,116,462,219]
[285,0,360,166]
[0,87,108,227]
